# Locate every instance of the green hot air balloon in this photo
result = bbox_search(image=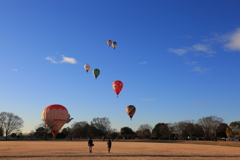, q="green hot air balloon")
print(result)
[92,68,100,79]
